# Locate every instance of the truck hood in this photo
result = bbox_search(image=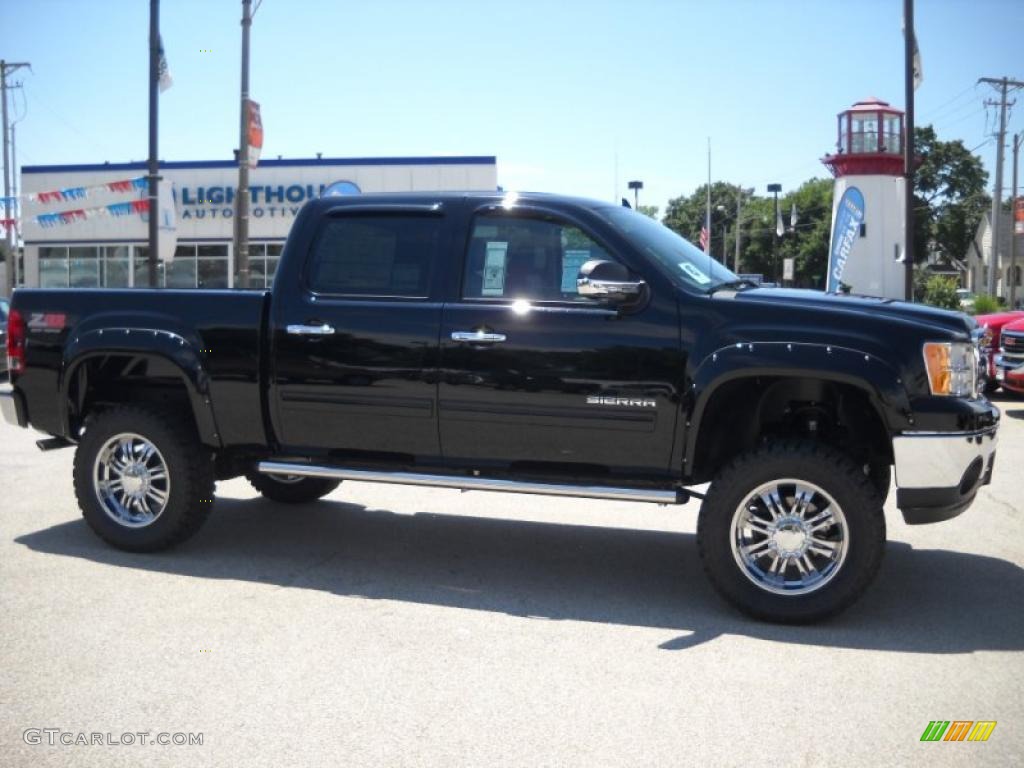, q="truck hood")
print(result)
[731,287,974,338]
